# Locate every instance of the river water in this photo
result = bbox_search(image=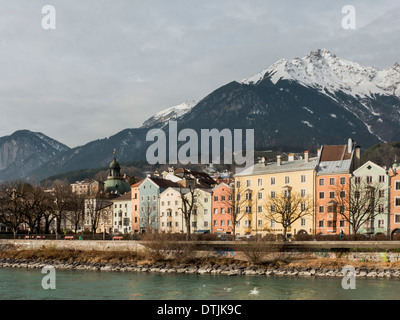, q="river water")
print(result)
[0,267,399,300]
